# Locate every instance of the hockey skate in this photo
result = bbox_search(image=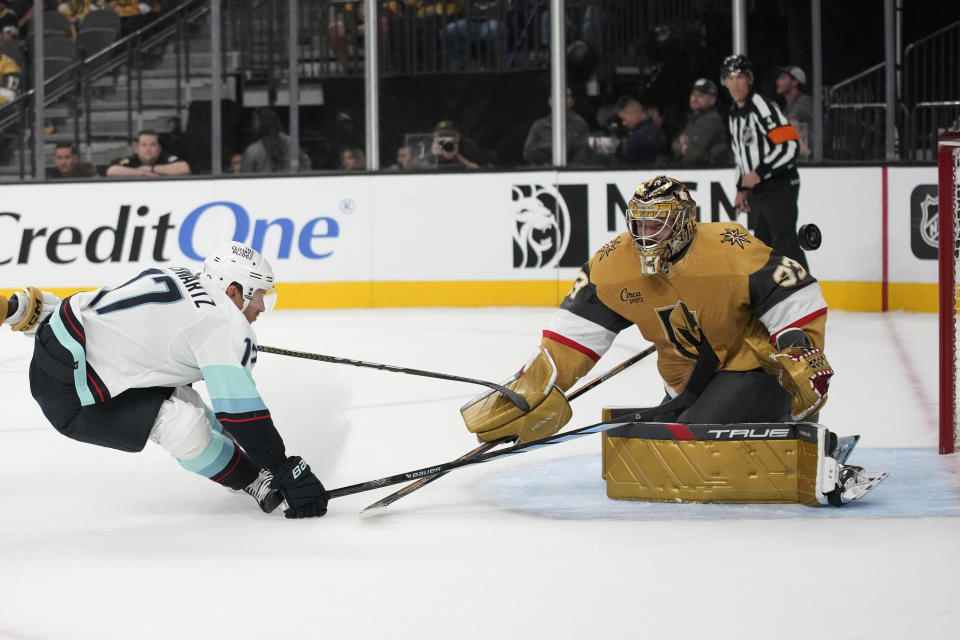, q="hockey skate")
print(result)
[831,434,860,464]
[243,469,286,513]
[826,464,888,507]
